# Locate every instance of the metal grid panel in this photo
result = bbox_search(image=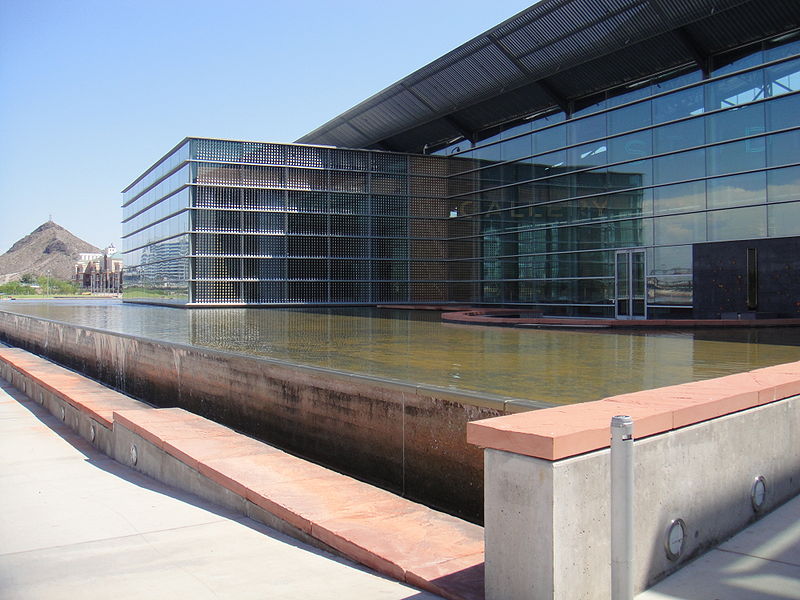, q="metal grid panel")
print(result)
[195,139,242,162]
[371,195,407,216]
[308,122,367,150]
[371,174,407,195]
[243,188,284,210]
[381,120,463,152]
[298,0,800,153]
[347,89,435,139]
[449,81,557,137]
[287,191,328,213]
[685,3,800,50]
[371,152,408,173]
[330,149,369,171]
[497,0,645,57]
[410,44,521,112]
[241,166,284,187]
[242,142,286,165]
[196,164,242,186]
[195,186,241,209]
[330,171,367,193]
[286,168,327,191]
[242,212,284,233]
[409,155,450,176]
[545,33,690,98]
[242,236,286,257]
[141,142,451,305]
[330,193,369,215]
[129,141,453,305]
[652,0,749,23]
[287,144,327,168]
[515,4,663,76]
